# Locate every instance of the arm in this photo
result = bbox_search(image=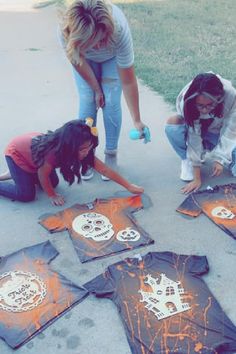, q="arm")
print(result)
[211,100,236,168]
[73,60,104,108]
[118,65,145,131]
[187,122,205,166]
[212,161,224,177]
[93,157,144,194]
[37,163,65,206]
